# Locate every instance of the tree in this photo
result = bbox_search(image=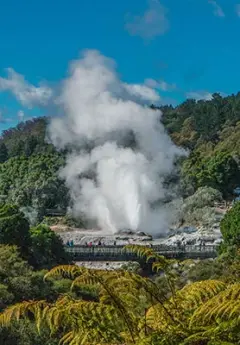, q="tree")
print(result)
[0,204,31,258]
[0,153,69,220]
[24,136,38,157]
[0,245,31,280]
[220,201,240,250]
[196,153,240,197]
[29,224,69,269]
[0,143,8,163]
